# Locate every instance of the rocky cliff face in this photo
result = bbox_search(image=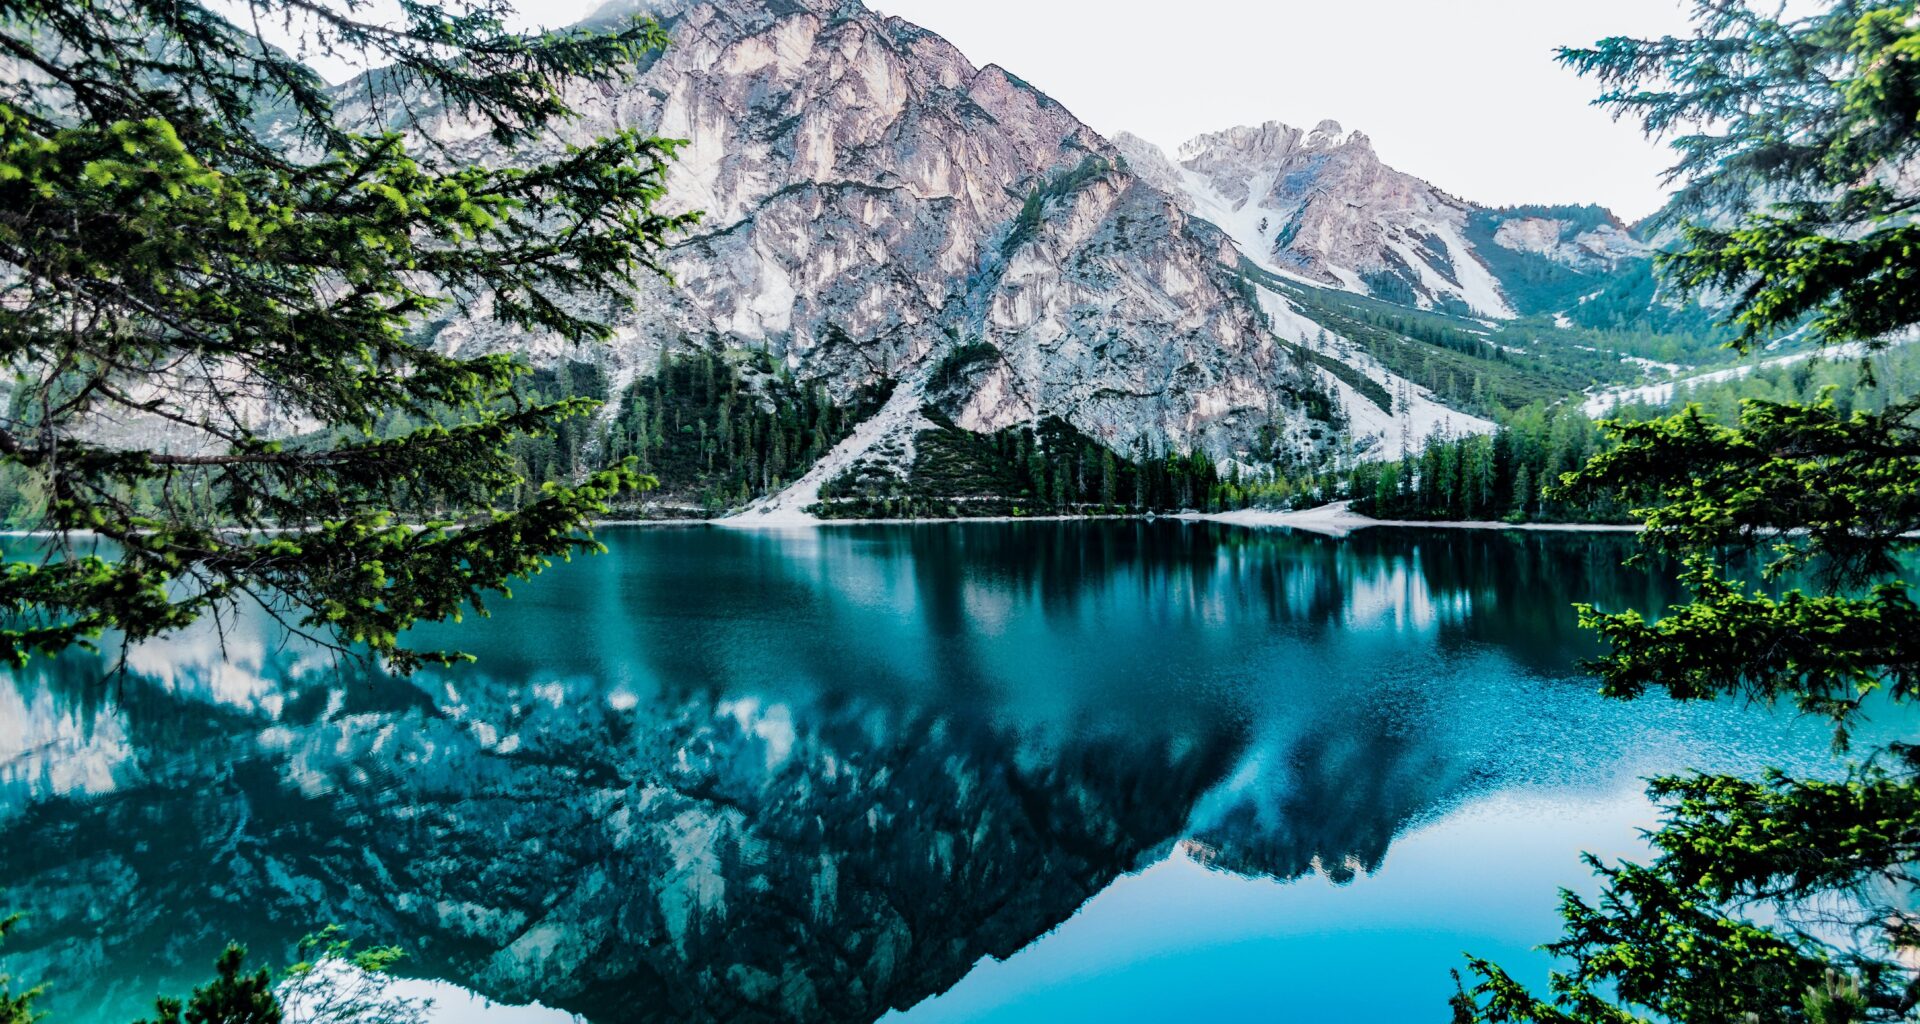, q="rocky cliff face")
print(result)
[1489,214,1643,272]
[1113,122,1651,320]
[406,0,1331,465]
[1114,121,1515,317]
